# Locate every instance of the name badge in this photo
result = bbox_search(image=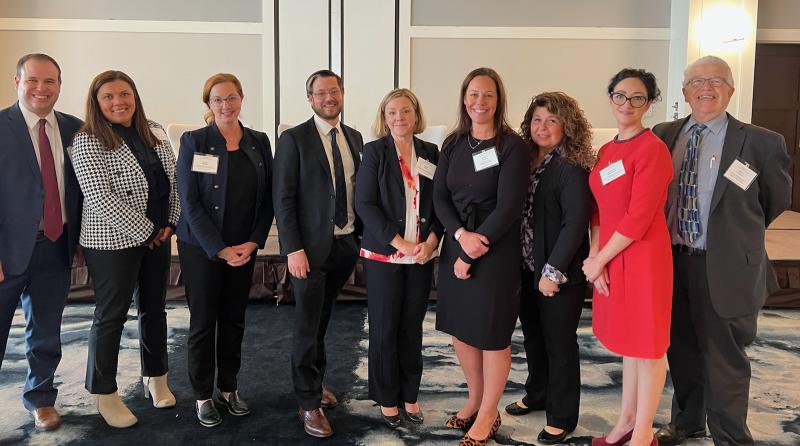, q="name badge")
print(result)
[600,160,626,185]
[417,158,437,179]
[151,127,169,142]
[192,153,219,174]
[723,158,758,191]
[472,146,499,172]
